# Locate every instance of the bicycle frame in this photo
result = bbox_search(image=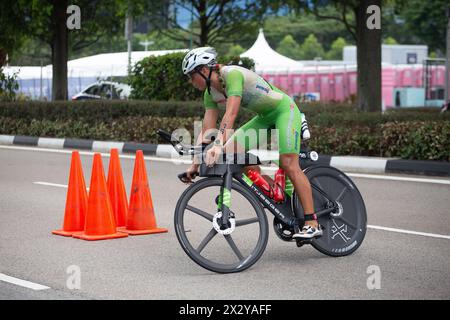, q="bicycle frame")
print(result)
[234,170,298,227]
[200,161,338,230]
